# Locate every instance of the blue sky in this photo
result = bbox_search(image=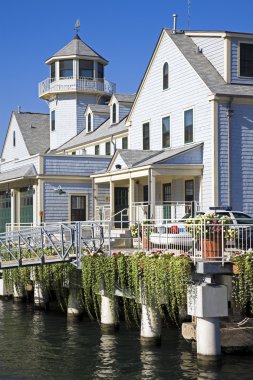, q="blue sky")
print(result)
[1,0,253,151]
